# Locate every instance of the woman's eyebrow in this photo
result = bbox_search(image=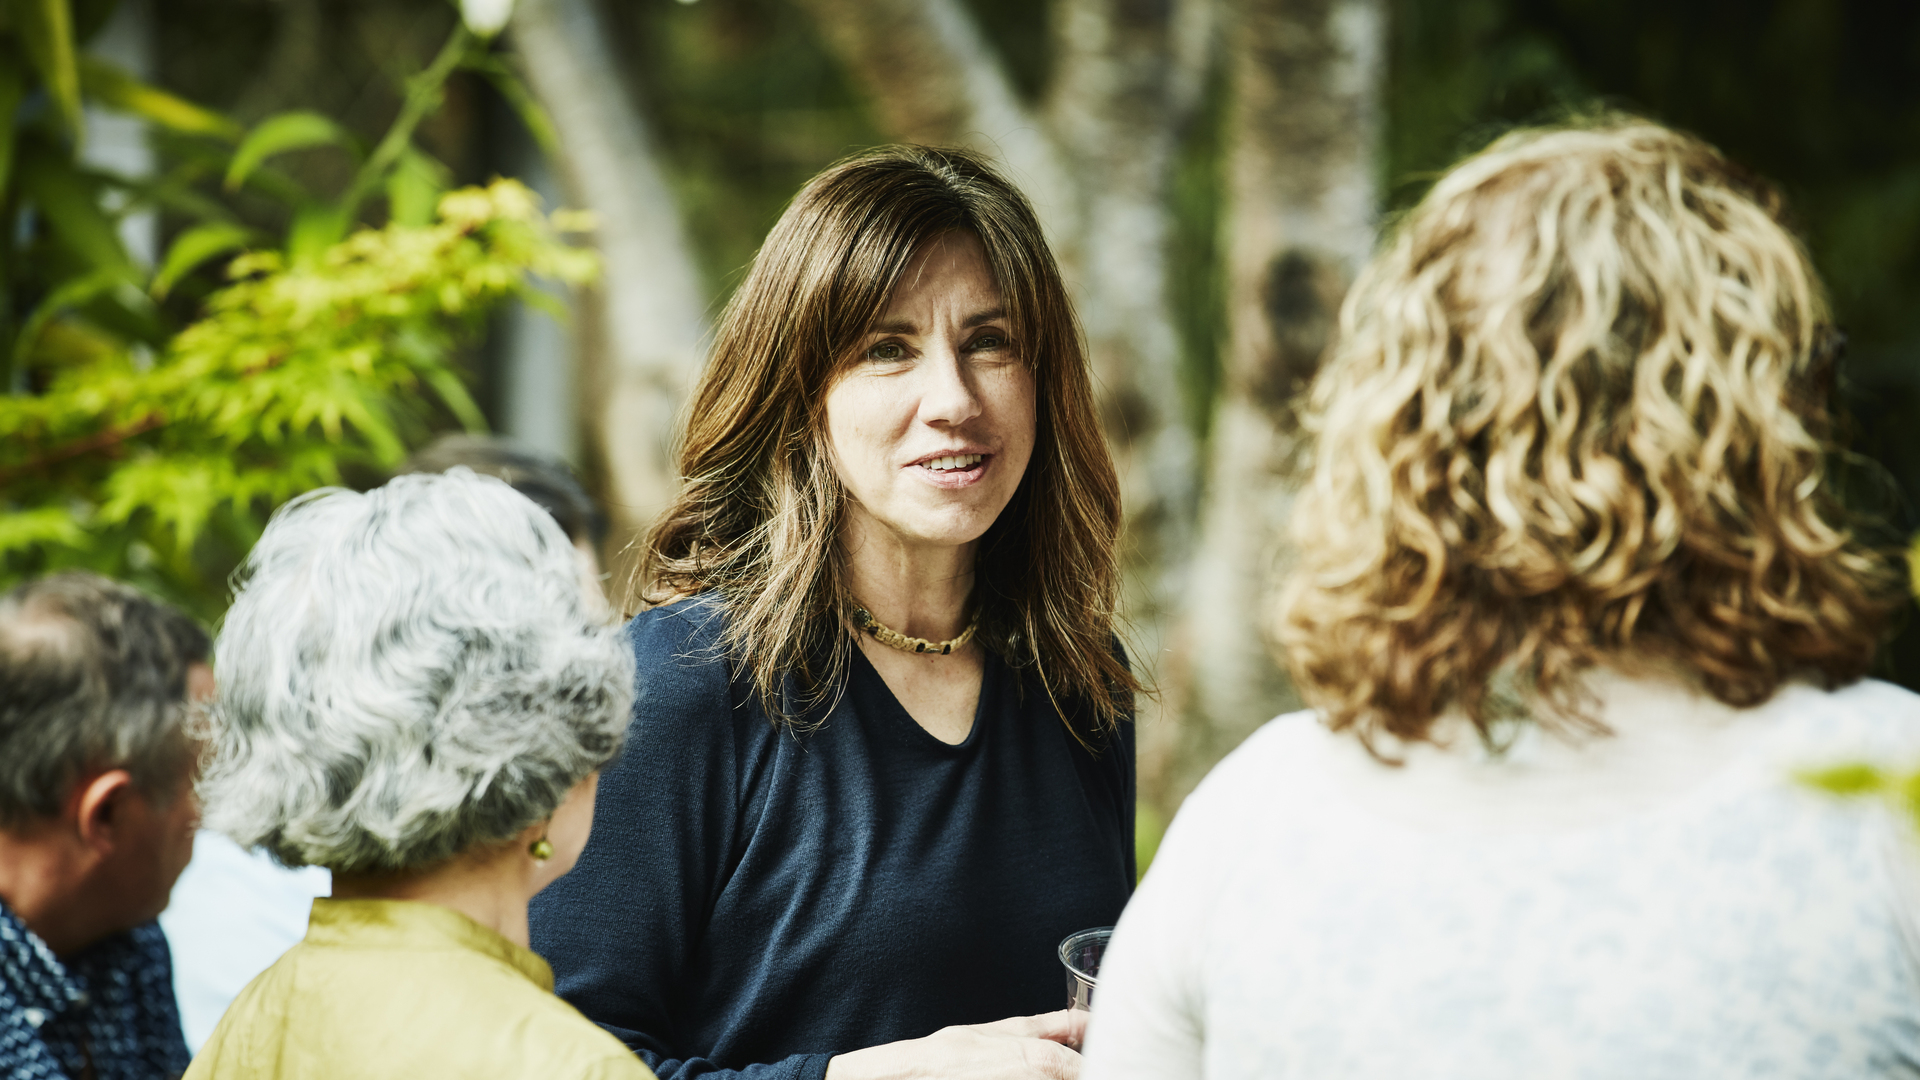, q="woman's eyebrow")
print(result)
[866,307,1005,335]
